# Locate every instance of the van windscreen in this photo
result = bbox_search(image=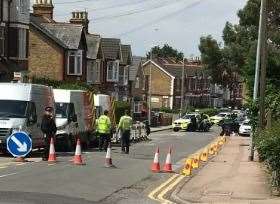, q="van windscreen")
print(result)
[55,103,68,118]
[0,100,28,118]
